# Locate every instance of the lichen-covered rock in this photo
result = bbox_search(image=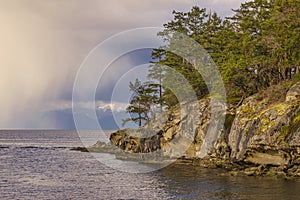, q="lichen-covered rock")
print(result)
[286,81,300,101]
[90,81,300,177]
[109,99,214,158]
[228,97,300,161]
[226,81,300,177]
[108,98,229,160]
